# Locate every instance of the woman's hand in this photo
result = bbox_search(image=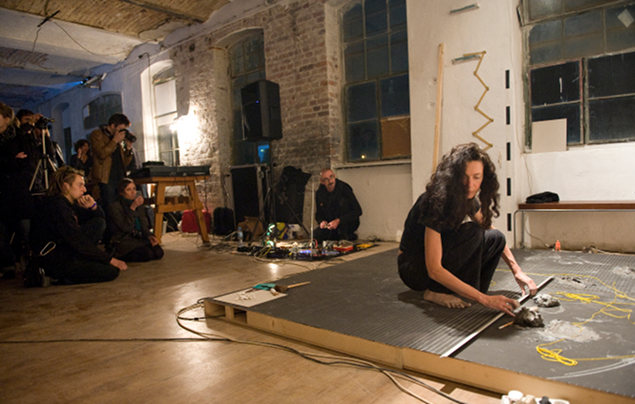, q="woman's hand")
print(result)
[110,257,127,271]
[149,235,159,247]
[481,294,519,316]
[514,271,537,296]
[130,195,144,211]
